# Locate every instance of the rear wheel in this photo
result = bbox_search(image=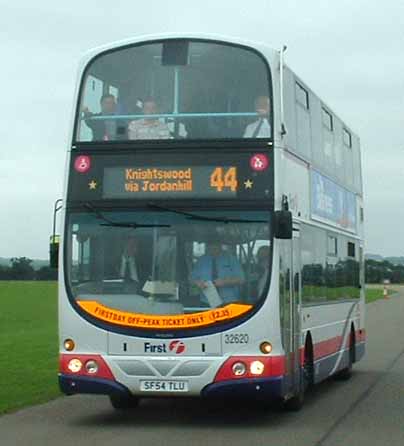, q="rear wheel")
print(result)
[109,394,140,410]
